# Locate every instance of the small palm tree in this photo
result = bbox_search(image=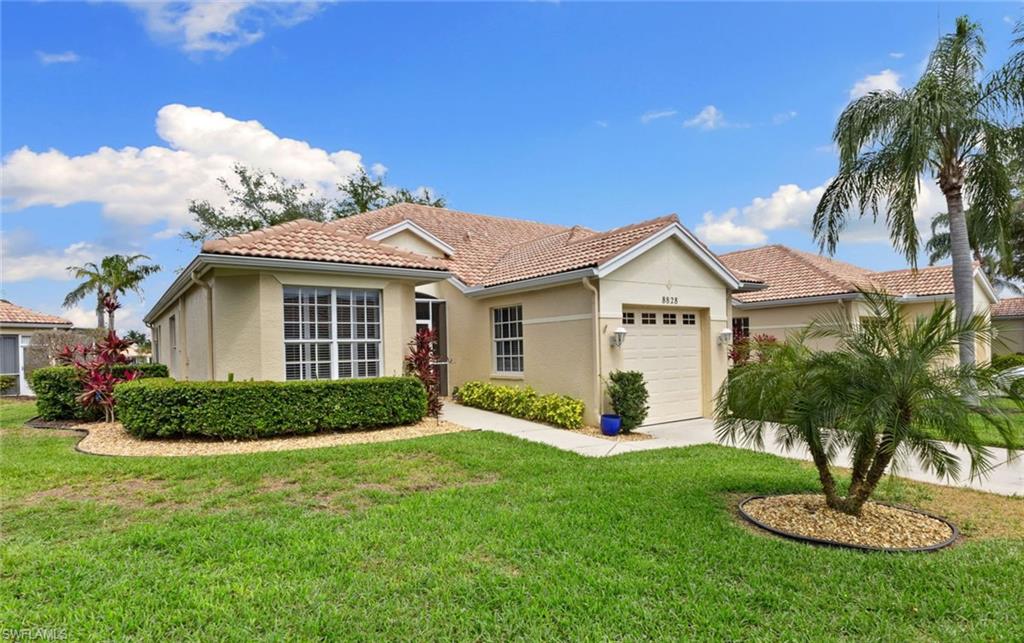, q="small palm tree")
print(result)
[715,292,1020,517]
[814,16,1024,367]
[64,254,160,330]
